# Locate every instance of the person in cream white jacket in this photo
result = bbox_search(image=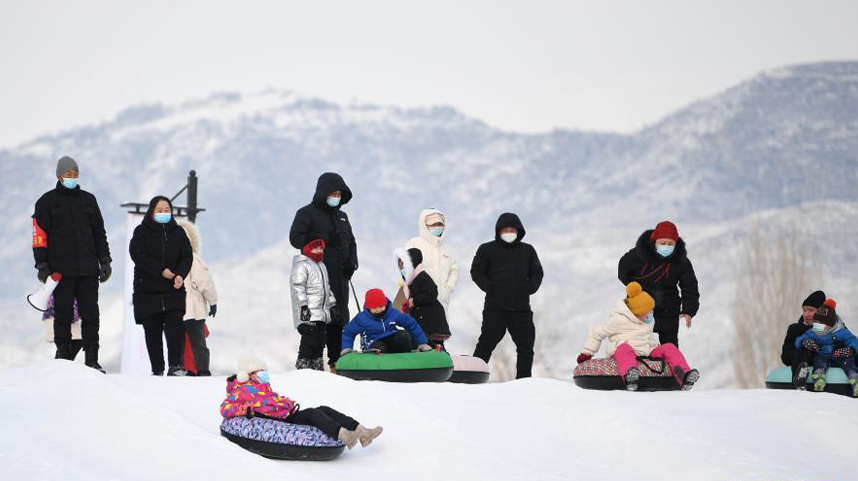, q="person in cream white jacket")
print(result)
[404,209,459,312]
[178,220,218,376]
